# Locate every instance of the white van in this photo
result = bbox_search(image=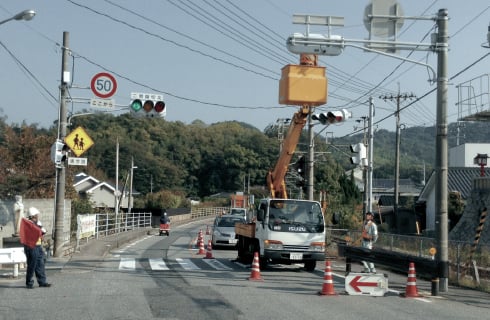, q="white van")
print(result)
[230,207,247,221]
